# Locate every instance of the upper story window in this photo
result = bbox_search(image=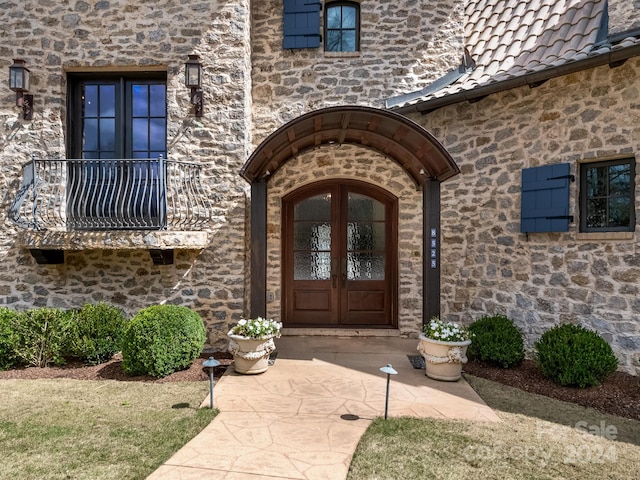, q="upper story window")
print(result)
[325,1,360,52]
[580,158,636,232]
[281,1,360,51]
[66,73,168,230]
[68,73,167,159]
